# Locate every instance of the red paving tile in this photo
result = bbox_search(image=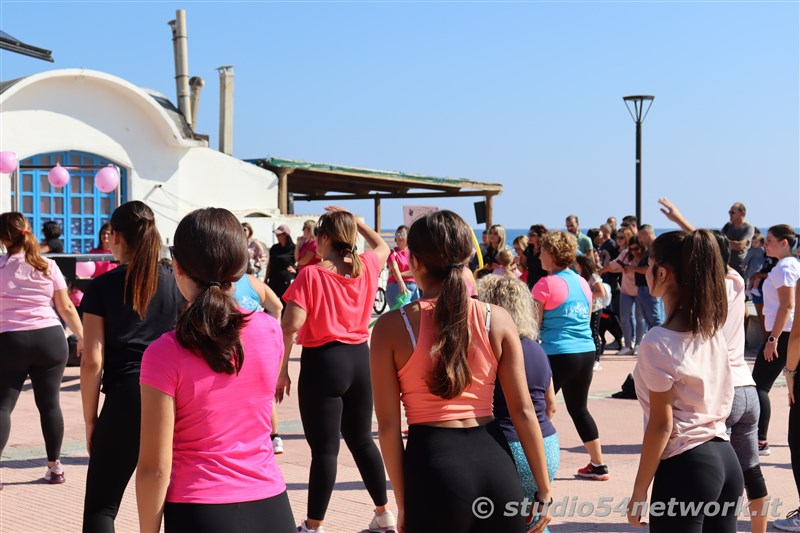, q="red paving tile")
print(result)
[1,343,796,532]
